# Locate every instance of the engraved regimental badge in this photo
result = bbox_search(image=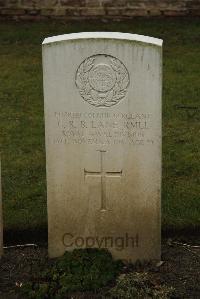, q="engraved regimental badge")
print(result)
[75,54,130,107]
